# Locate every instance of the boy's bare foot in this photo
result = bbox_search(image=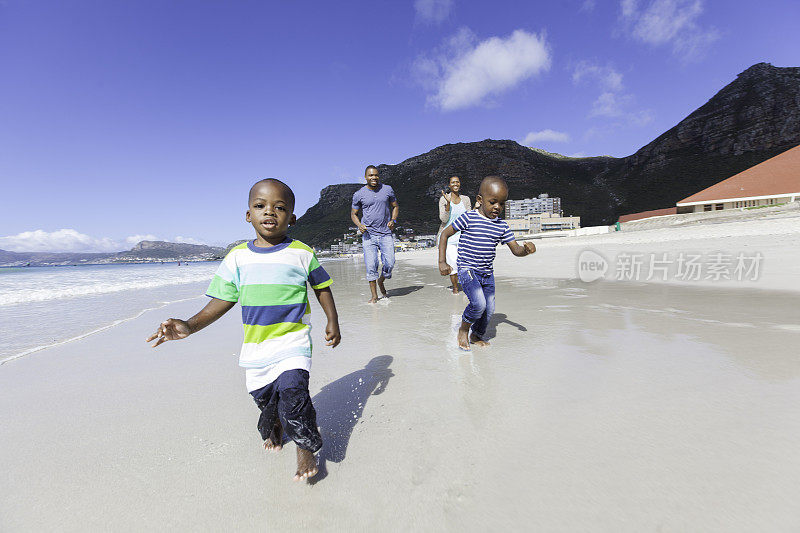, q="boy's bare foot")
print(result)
[457,320,473,350]
[368,296,378,304]
[470,333,489,346]
[263,422,283,452]
[294,447,318,481]
[457,328,471,350]
[377,276,388,298]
